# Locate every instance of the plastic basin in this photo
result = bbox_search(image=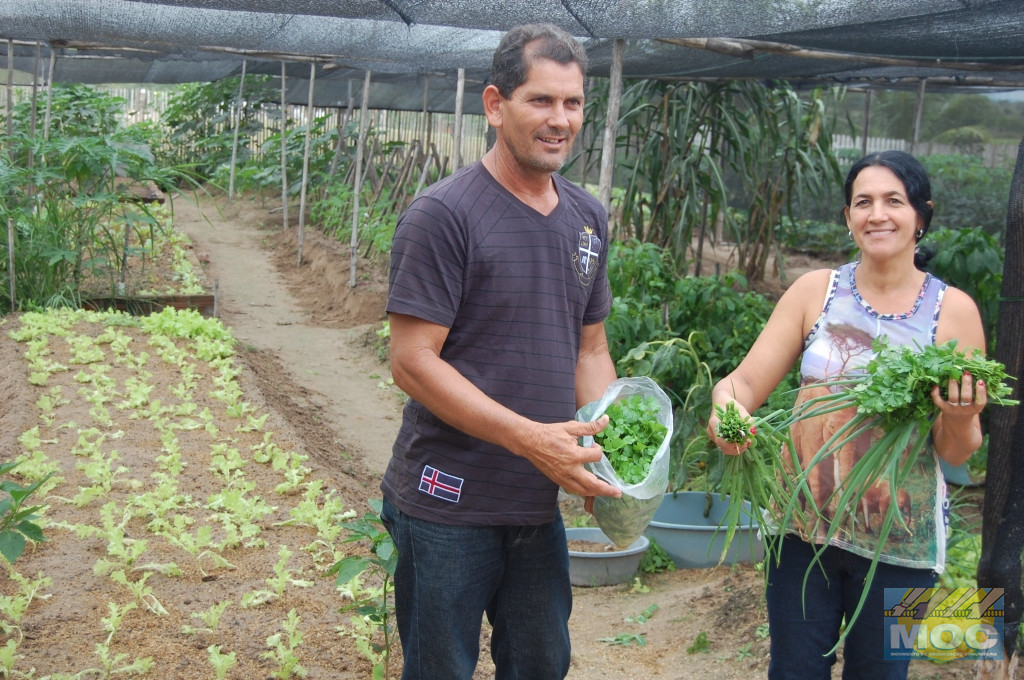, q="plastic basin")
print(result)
[566,527,649,587]
[644,491,765,569]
